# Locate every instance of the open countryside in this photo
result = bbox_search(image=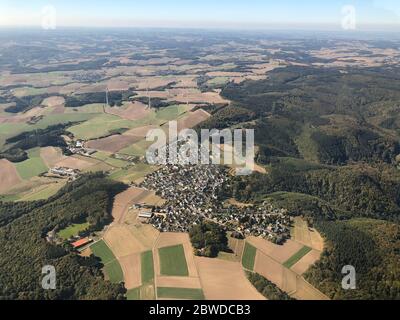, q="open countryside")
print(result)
[1,15,400,302]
